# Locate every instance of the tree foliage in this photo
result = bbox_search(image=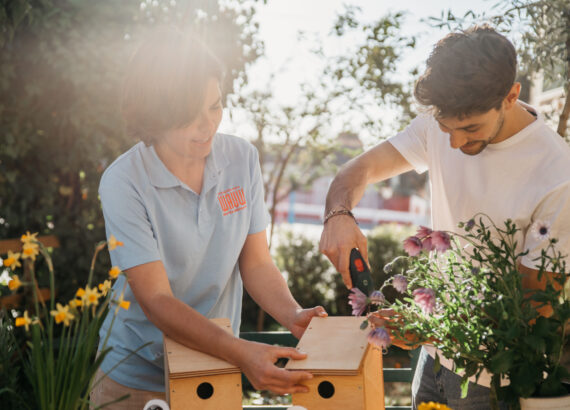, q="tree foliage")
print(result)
[331,7,418,133]
[0,0,262,299]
